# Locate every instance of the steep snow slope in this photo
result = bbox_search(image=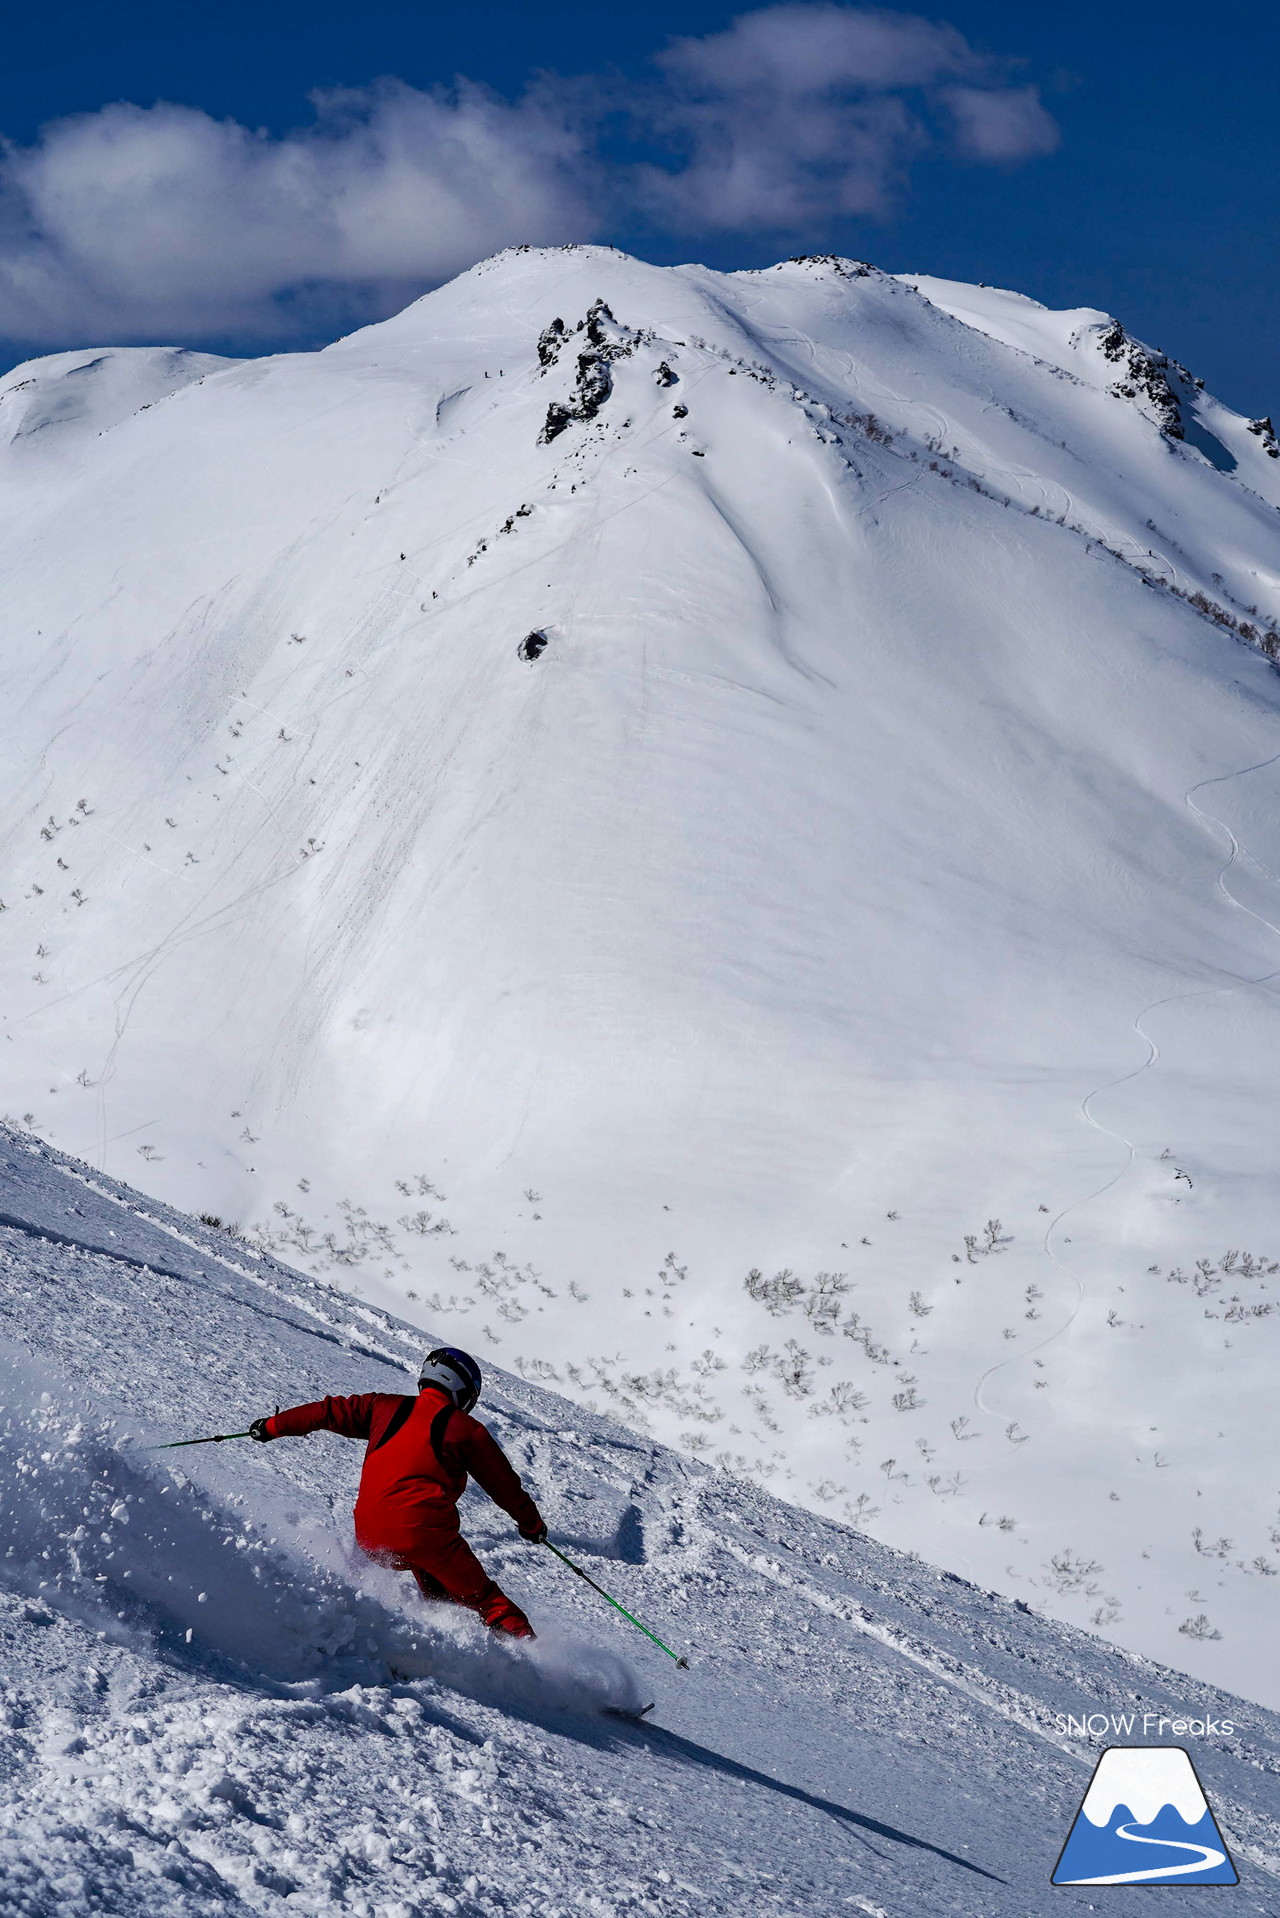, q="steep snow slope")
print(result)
[2,248,1280,1701]
[1,1125,1278,1916]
